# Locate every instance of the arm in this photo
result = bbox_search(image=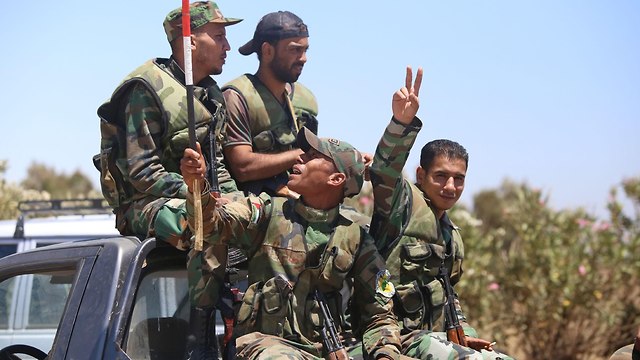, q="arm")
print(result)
[351,236,402,359]
[124,83,188,198]
[182,145,269,252]
[222,88,303,182]
[369,67,423,244]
